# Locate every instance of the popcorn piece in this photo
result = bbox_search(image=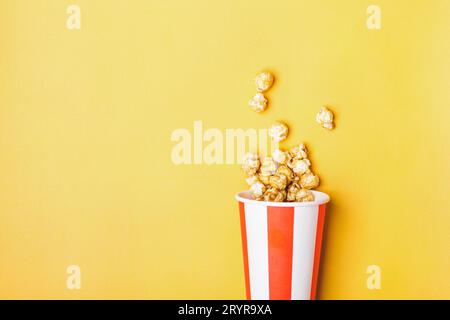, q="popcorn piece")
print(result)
[316,106,334,130]
[295,188,315,202]
[268,122,289,142]
[276,165,294,184]
[260,157,278,176]
[286,182,301,202]
[291,158,311,175]
[250,181,266,199]
[245,175,259,186]
[242,152,260,176]
[255,71,274,92]
[269,173,288,190]
[272,148,289,164]
[300,171,320,189]
[258,173,271,186]
[289,143,308,160]
[263,187,286,202]
[249,93,268,113]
